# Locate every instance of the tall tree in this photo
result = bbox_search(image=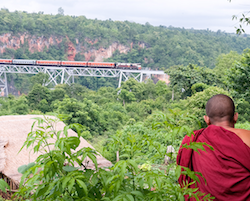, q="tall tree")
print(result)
[58,7,64,16]
[226,49,250,101]
[214,51,241,79]
[166,64,220,99]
